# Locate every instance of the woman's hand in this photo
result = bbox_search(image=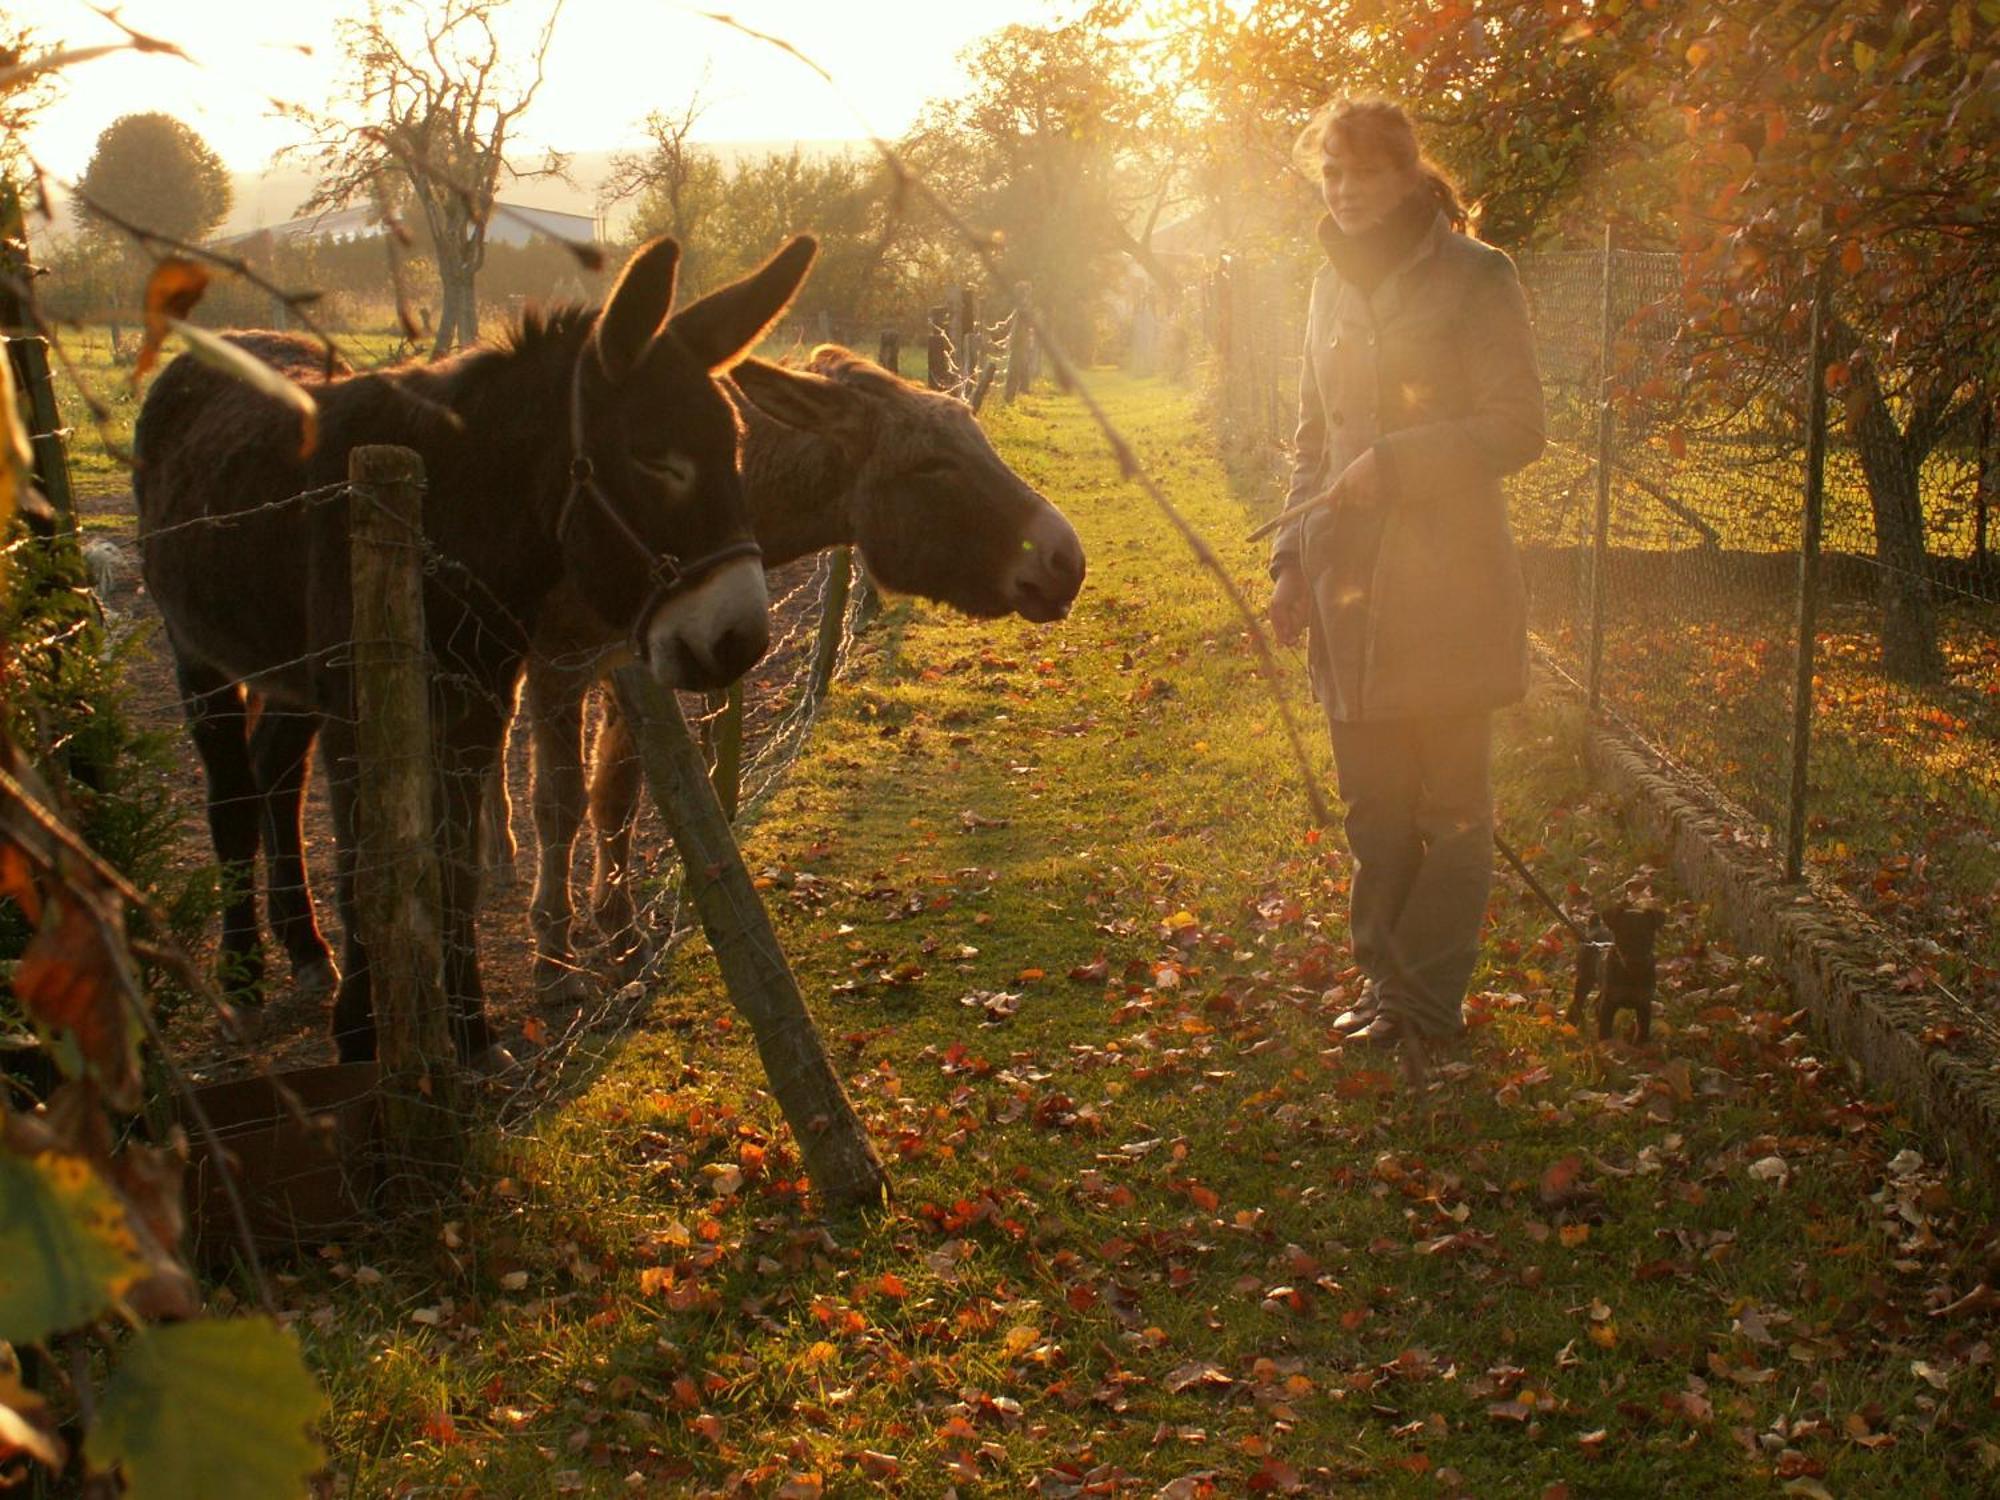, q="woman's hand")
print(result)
[1328,446,1383,509]
[1269,566,1311,647]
